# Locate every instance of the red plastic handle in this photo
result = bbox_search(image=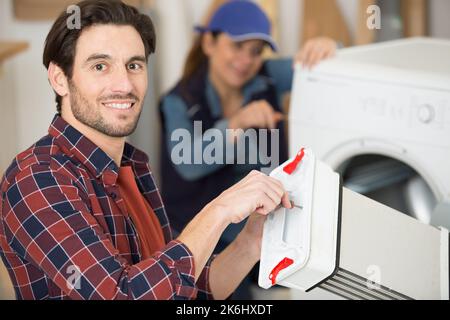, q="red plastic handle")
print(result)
[283,148,305,175]
[269,257,294,285]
